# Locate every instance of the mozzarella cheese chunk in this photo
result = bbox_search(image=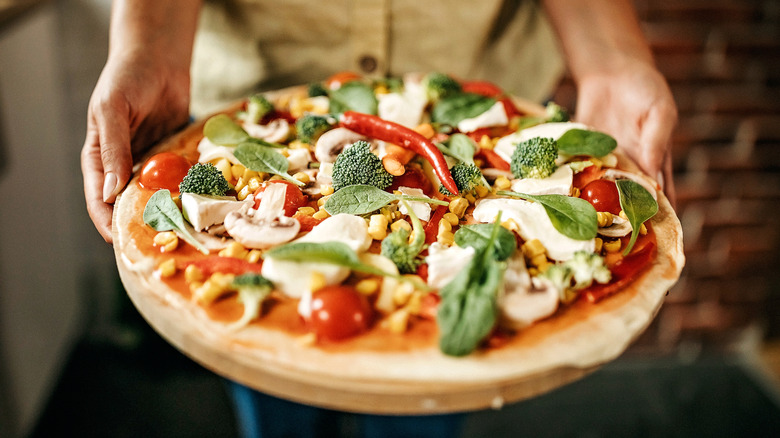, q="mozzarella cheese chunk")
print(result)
[457,101,508,133]
[397,186,432,222]
[377,82,427,128]
[197,137,239,164]
[180,193,253,231]
[286,148,312,173]
[425,243,476,289]
[509,164,573,196]
[297,214,371,252]
[494,122,589,164]
[472,198,594,261]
